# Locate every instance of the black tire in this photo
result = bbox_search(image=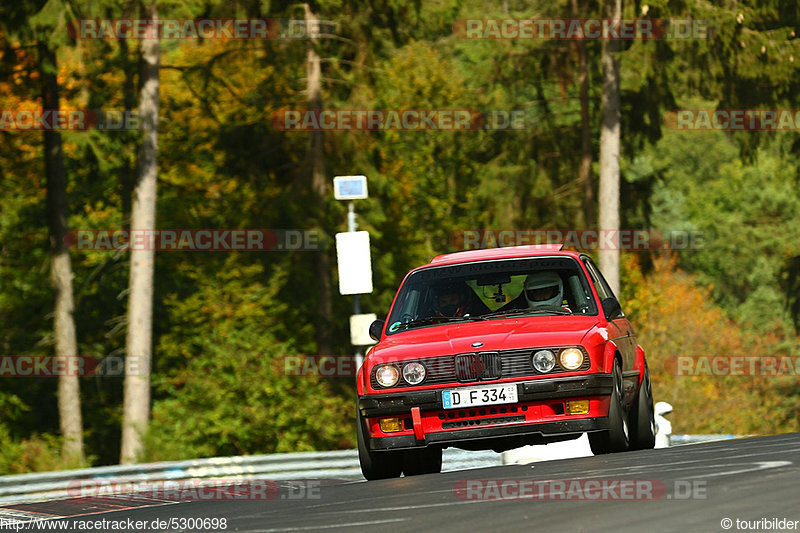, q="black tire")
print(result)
[356,409,403,480]
[630,363,656,450]
[402,447,442,476]
[589,359,630,454]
